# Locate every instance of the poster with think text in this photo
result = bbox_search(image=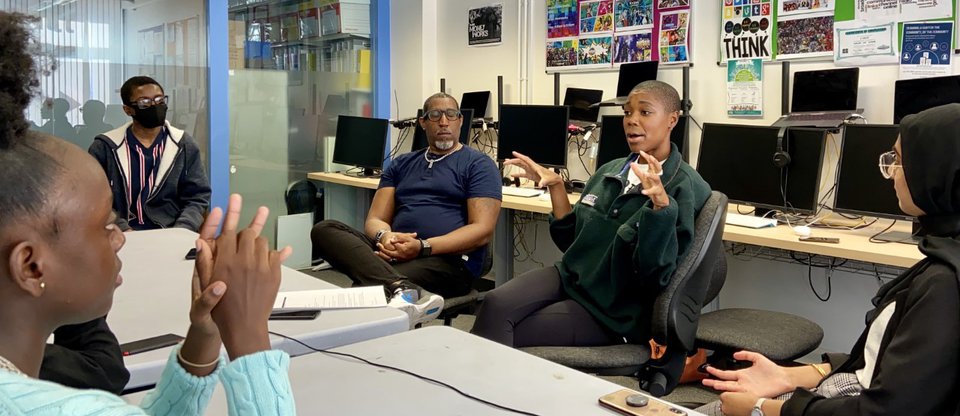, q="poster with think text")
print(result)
[720,0,773,62]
